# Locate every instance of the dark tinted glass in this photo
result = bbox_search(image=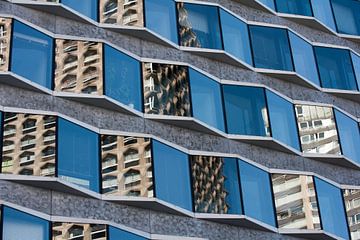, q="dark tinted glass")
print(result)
[62,0,98,20]
[108,226,147,240]
[275,0,313,16]
[311,0,336,30]
[222,85,270,136]
[351,53,360,88]
[331,0,360,36]
[249,26,294,71]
